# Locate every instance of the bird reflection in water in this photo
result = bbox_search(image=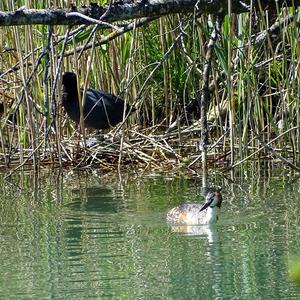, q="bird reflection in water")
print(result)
[169,224,219,243]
